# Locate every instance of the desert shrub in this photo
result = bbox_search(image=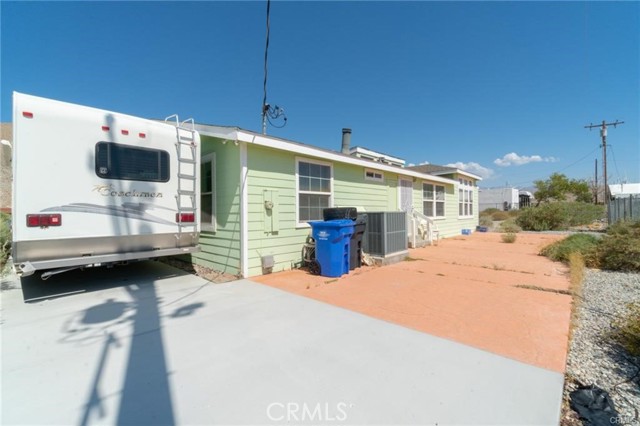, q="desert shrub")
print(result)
[479,215,493,227]
[501,233,517,243]
[606,218,640,237]
[516,202,605,231]
[481,208,501,216]
[517,203,566,231]
[596,220,640,272]
[499,218,521,233]
[539,234,600,264]
[566,203,606,227]
[507,209,521,218]
[491,211,510,221]
[1,213,11,271]
[612,302,640,356]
